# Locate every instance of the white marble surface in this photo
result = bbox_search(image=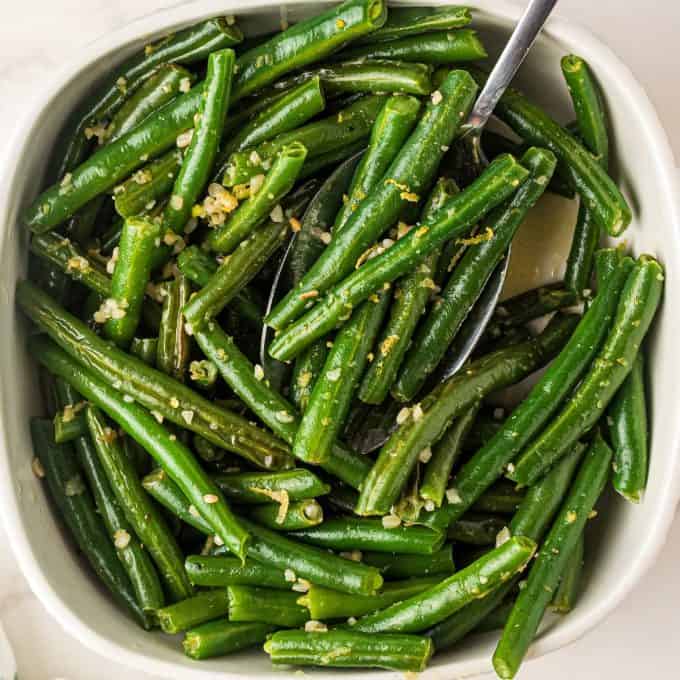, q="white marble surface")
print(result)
[1,1,679,678]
